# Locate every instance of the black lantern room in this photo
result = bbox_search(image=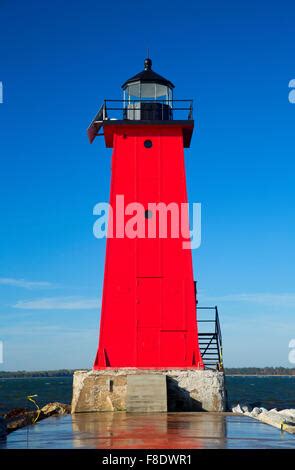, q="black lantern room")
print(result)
[122,58,175,121]
[87,57,194,145]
